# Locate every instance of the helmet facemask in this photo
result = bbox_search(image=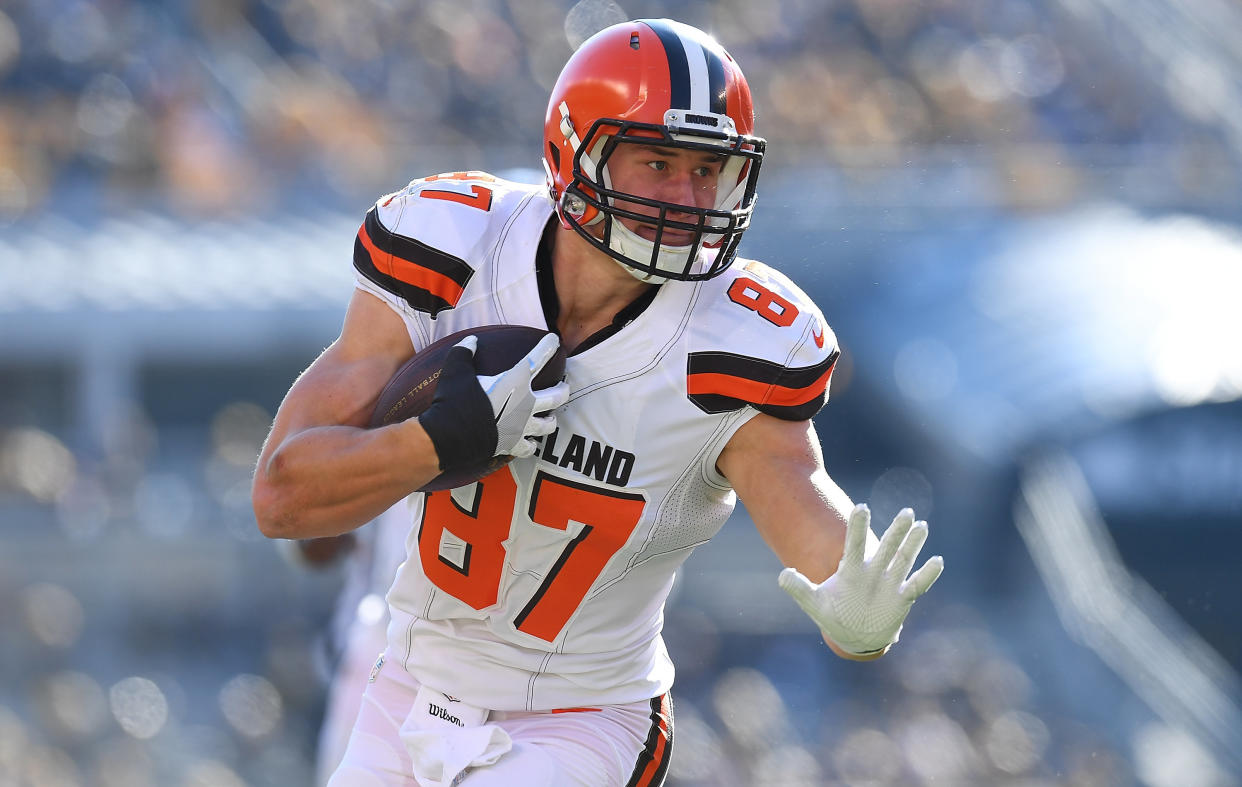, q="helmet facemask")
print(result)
[556,106,765,282]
